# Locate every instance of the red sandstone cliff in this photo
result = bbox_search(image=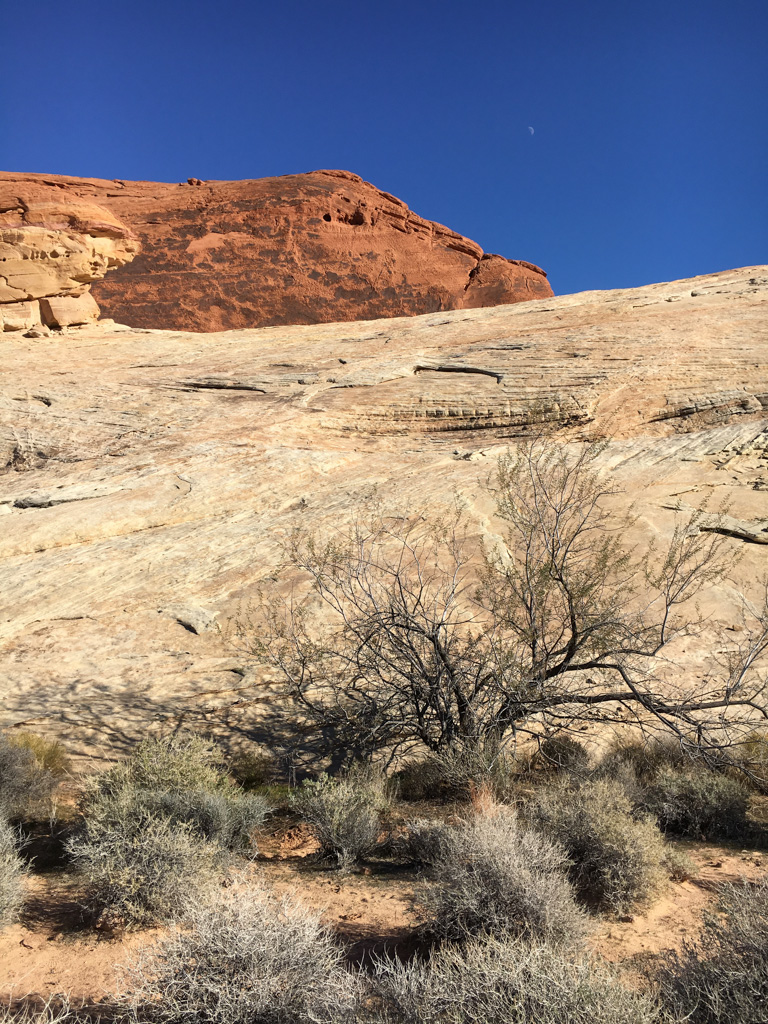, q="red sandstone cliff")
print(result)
[0,170,553,332]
